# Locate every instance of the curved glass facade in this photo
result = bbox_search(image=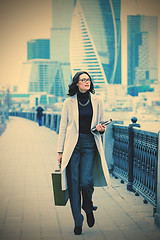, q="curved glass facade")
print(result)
[78,0,121,85]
